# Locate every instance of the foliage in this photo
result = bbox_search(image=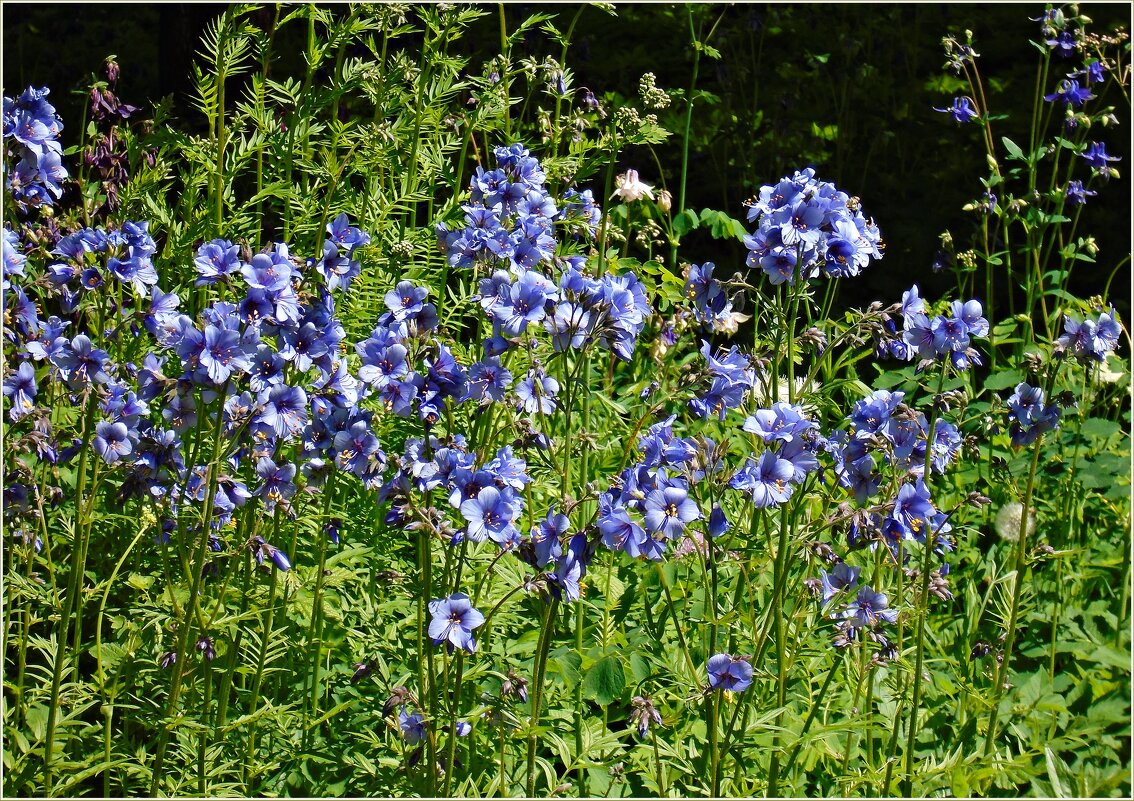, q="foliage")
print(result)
[2,4,1129,798]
